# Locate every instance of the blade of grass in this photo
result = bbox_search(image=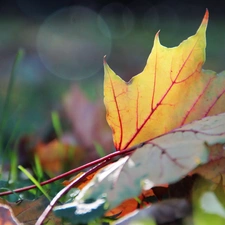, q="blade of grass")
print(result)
[4,119,21,183]
[8,148,18,184]
[0,146,136,197]
[51,111,63,138]
[94,142,106,157]
[0,49,25,159]
[33,154,44,182]
[18,165,51,201]
[4,115,21,154]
